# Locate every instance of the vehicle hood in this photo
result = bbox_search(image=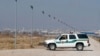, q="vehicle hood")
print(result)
[45,39,55,44]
